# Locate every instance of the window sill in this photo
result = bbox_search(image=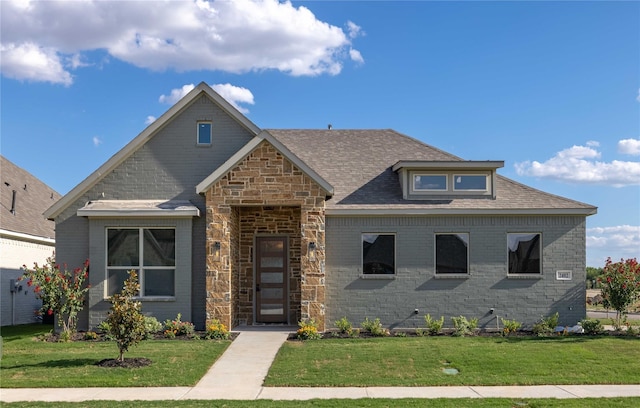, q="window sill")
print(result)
[434,274,469,279]
[360,274,396,280]
[507,274,543,280]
